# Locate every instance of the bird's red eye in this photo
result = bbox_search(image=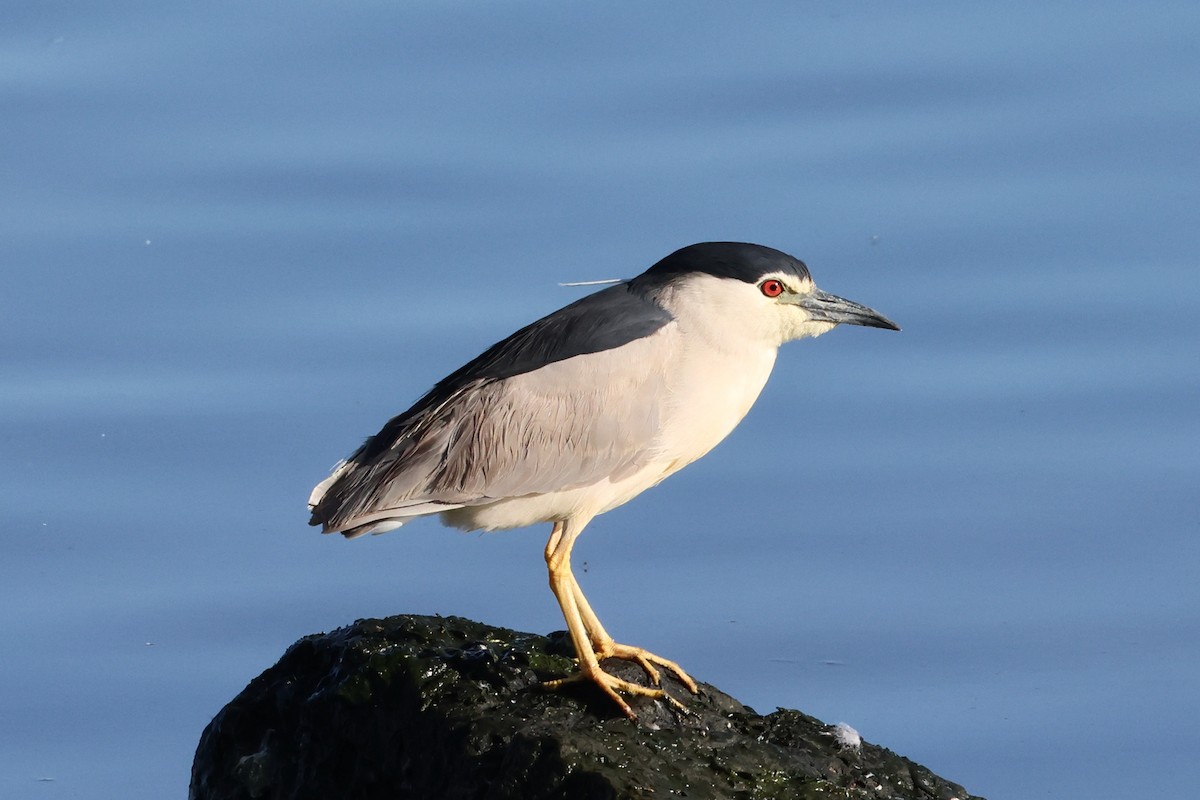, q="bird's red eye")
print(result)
[760,279,784,298]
